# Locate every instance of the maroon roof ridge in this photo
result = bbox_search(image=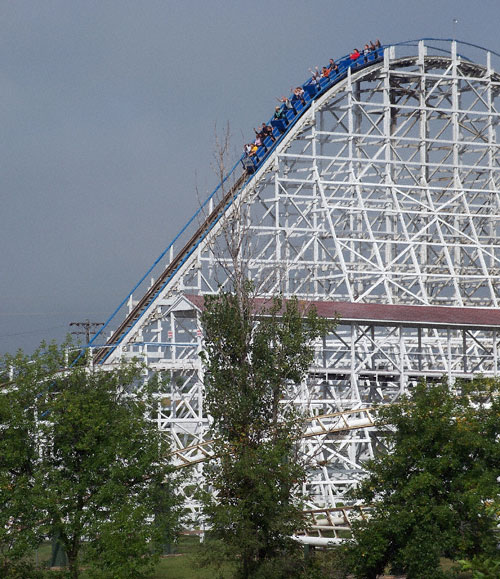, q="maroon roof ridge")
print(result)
[183,294,500,328]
